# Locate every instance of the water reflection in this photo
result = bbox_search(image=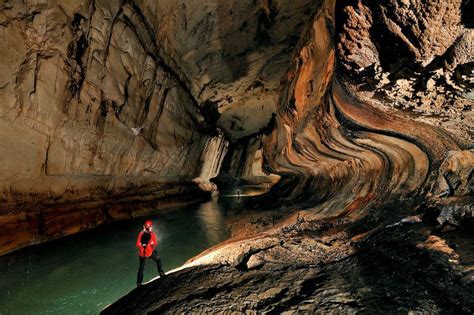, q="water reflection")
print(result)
[196,198,226,245]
